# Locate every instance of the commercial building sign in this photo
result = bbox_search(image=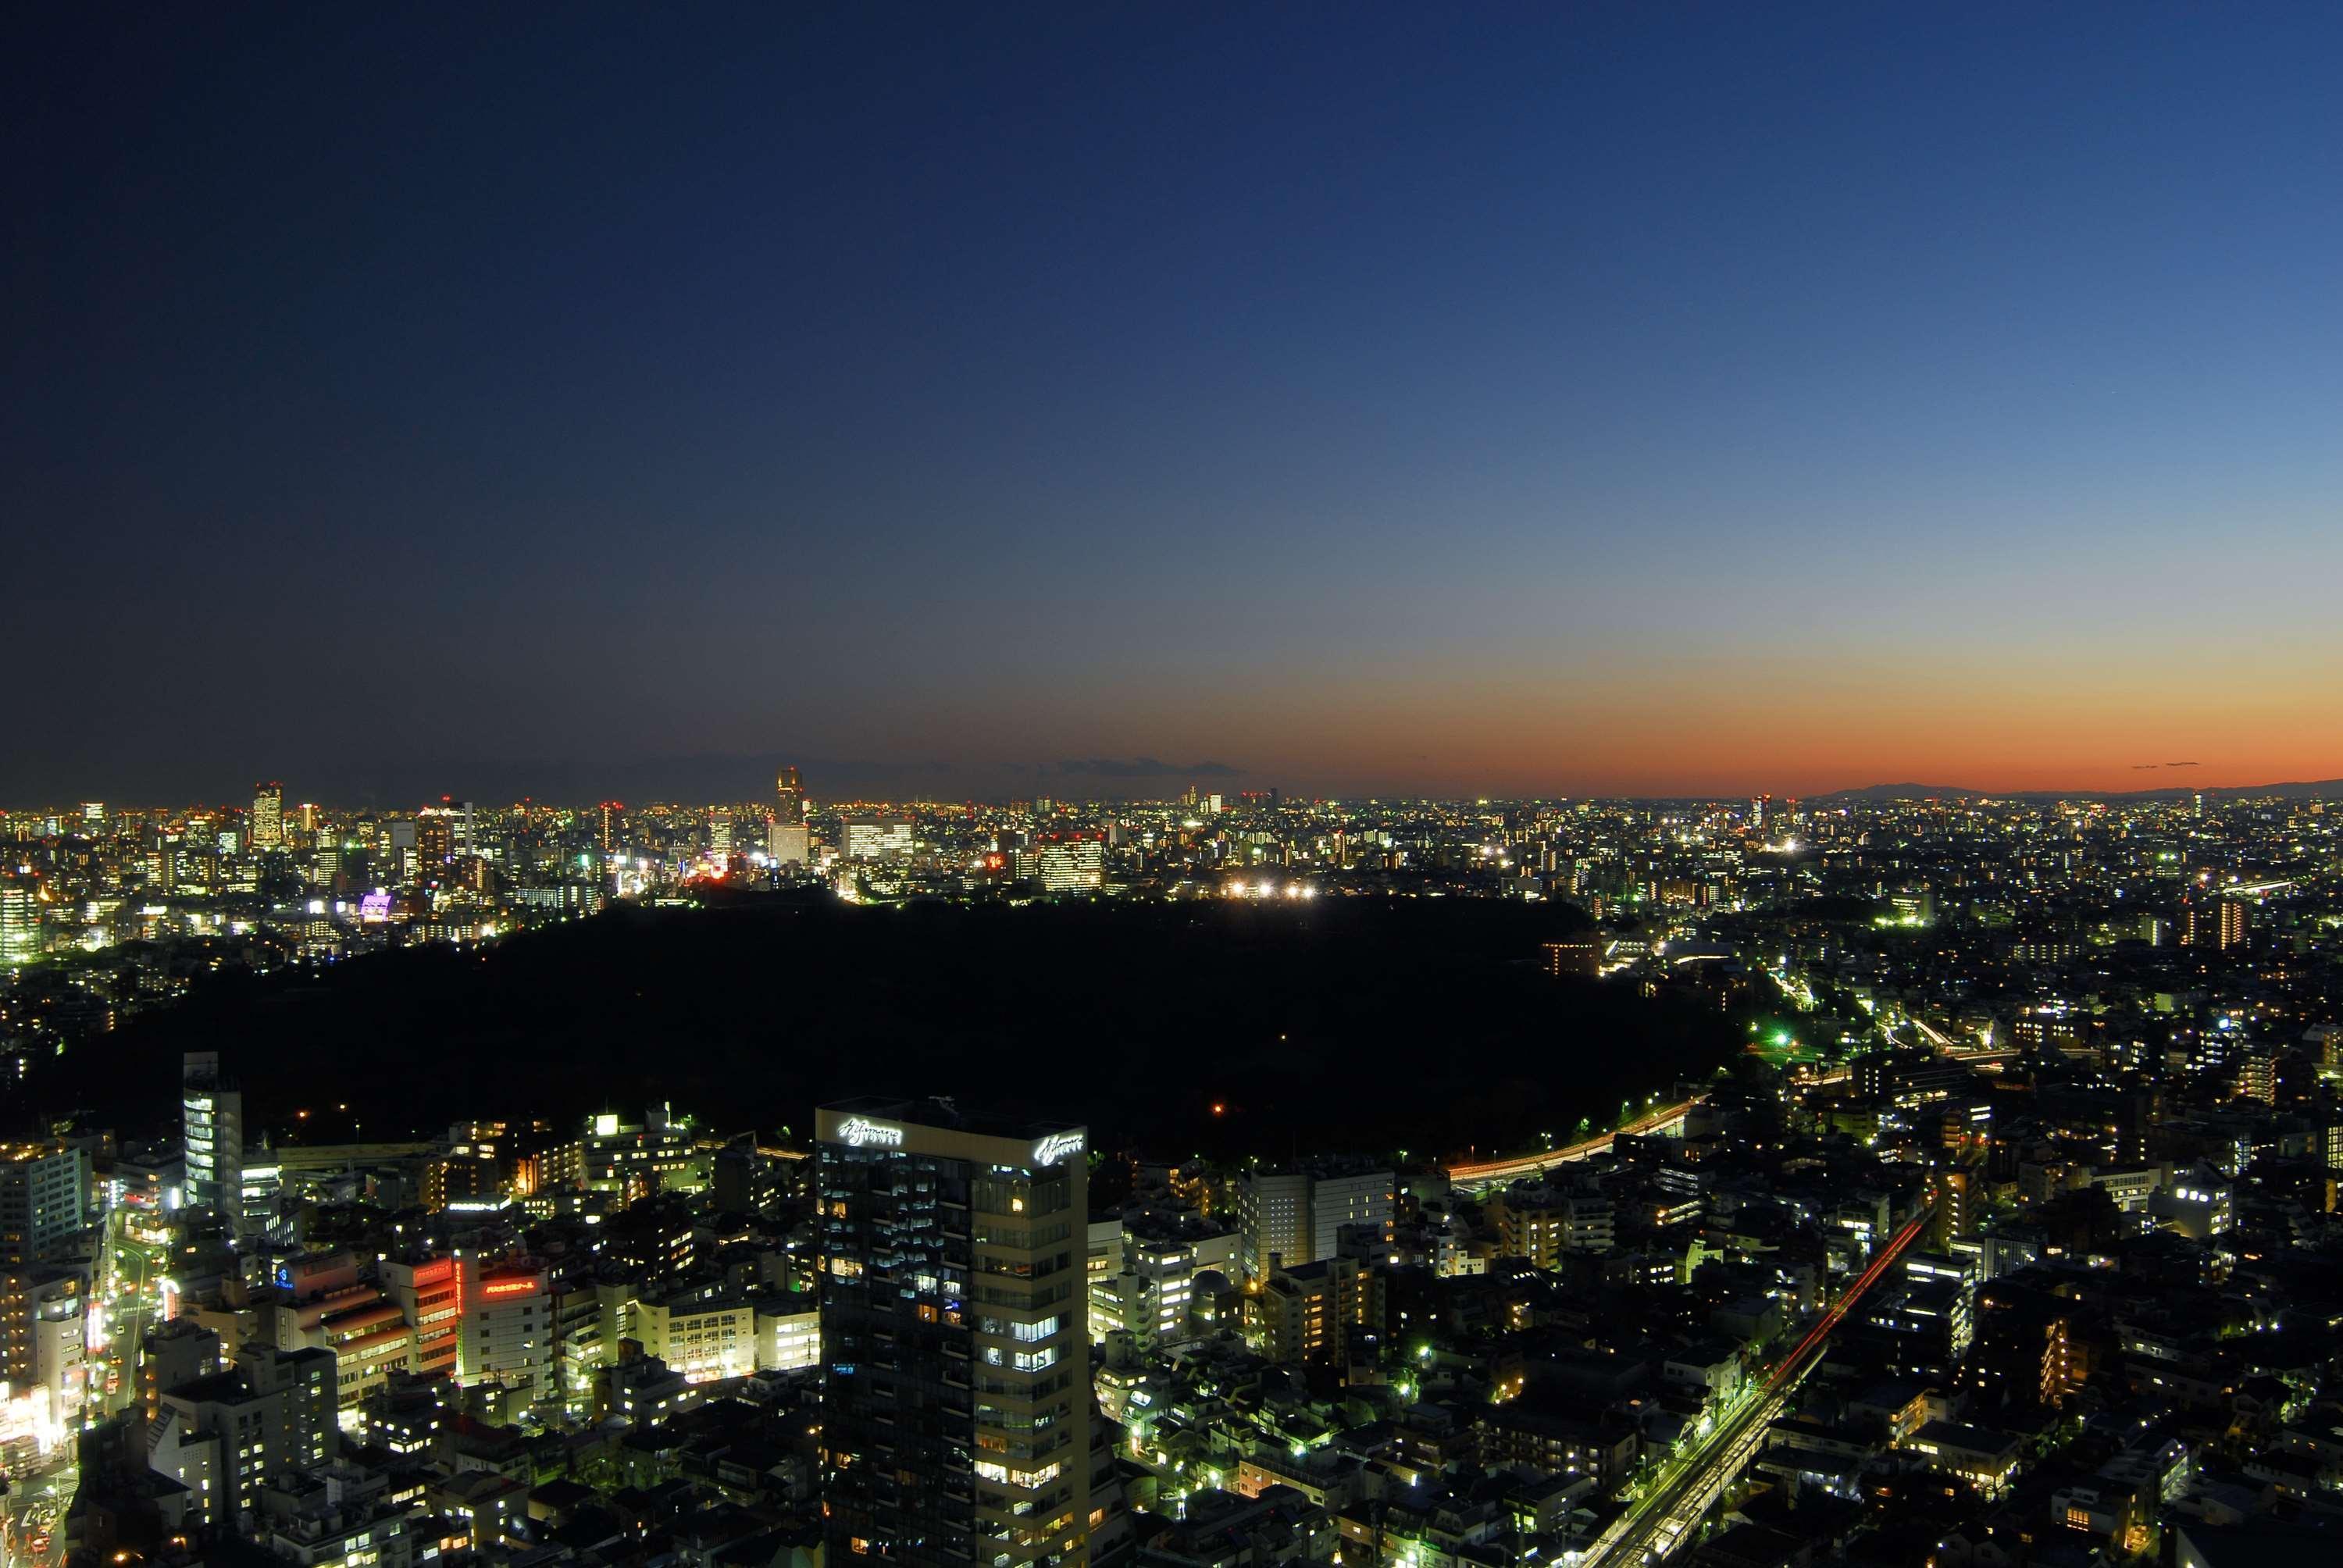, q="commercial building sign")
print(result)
[836,1117,904,1149]
[1032,1131,1085,1167]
